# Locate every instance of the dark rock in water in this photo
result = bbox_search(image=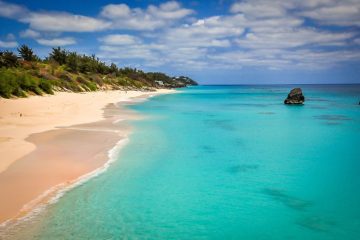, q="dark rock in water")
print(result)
[284,88,305,105]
